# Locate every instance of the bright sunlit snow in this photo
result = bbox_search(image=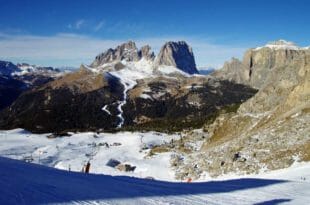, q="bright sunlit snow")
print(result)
[0,129,180,181]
